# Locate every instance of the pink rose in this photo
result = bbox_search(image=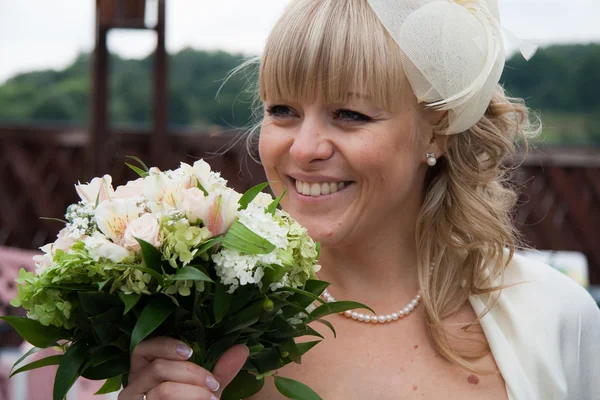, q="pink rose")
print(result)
[180,187,206,223]
[123,213,162,252]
